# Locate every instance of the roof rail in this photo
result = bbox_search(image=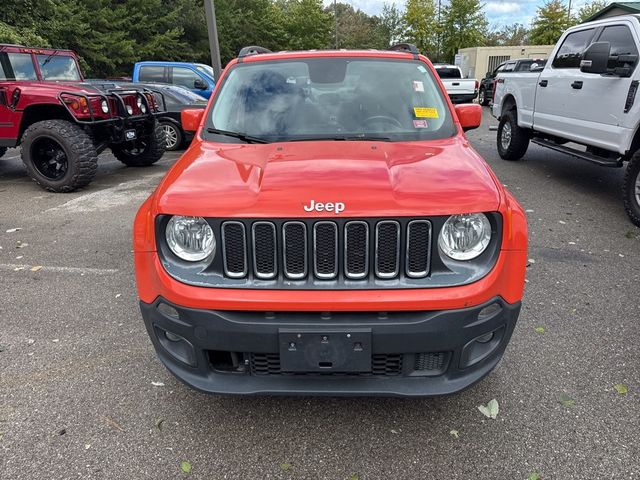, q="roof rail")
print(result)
[389,43,420,56]
[238,46,273,59]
